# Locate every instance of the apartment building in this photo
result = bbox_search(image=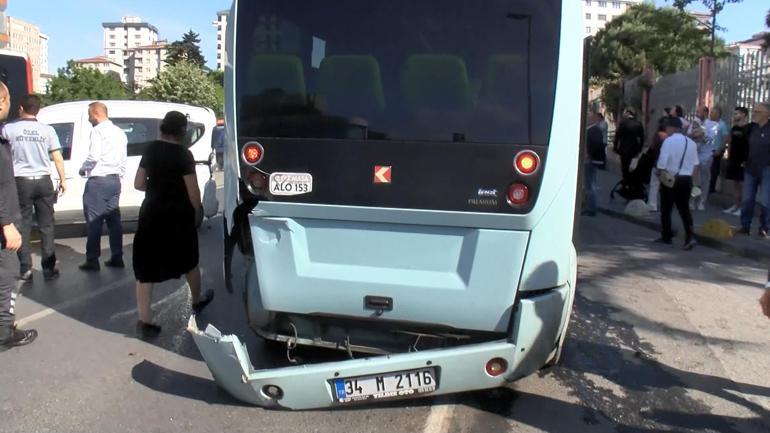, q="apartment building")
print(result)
[124,40,169,90]
[5,16,49,92]
[213,10,229,70]
[102,16,159,84]
[73,56,123,78]
[583,0,644,36]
